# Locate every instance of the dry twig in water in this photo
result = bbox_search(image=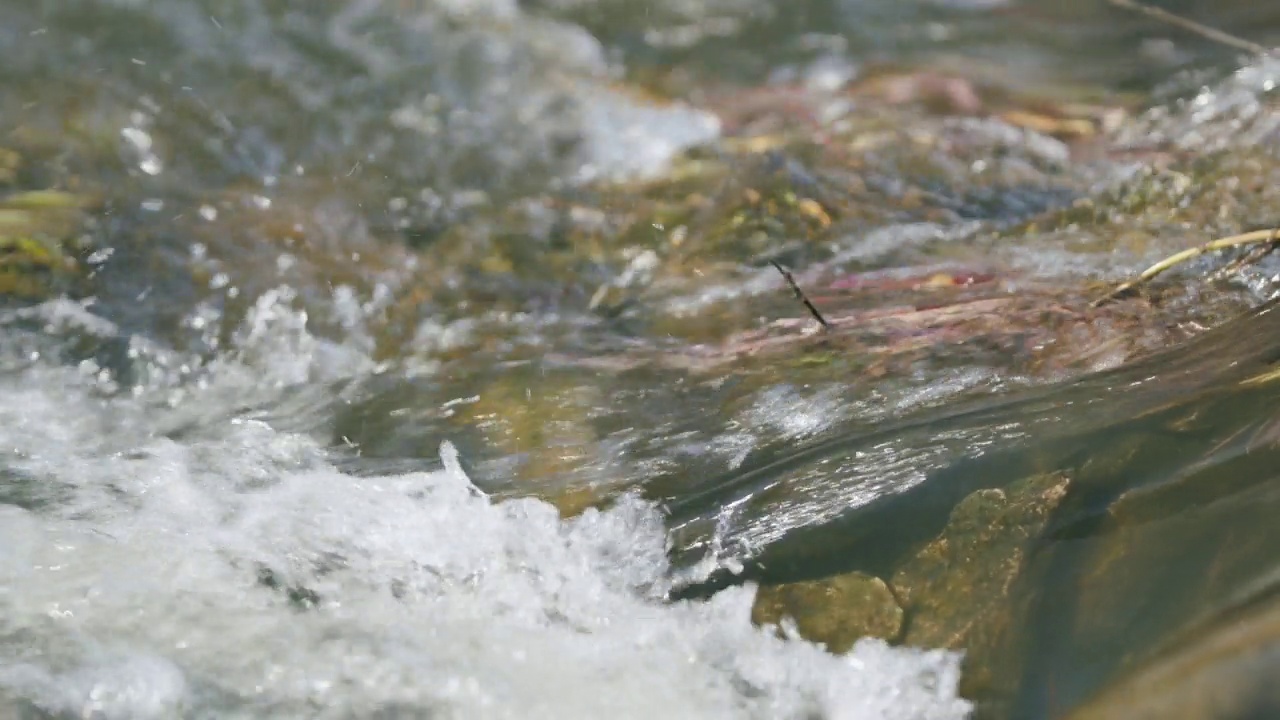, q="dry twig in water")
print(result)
[1093,228,1280,306]
[770,260,831,330]
[1106,0,1274,57]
